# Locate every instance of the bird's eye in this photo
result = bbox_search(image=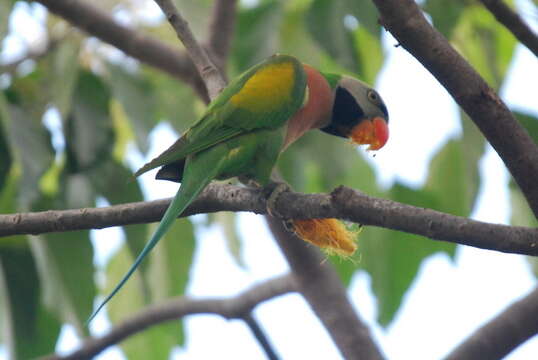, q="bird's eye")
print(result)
[367,90,379,103]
